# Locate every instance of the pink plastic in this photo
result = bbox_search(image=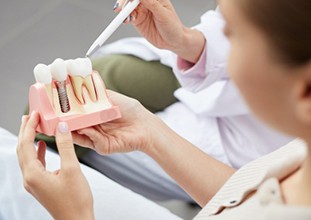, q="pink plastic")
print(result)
[29,71,121,136]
